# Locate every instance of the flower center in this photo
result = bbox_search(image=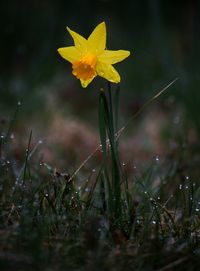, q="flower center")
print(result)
[72,54,97,81]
